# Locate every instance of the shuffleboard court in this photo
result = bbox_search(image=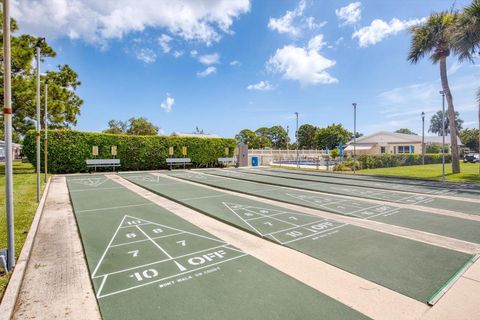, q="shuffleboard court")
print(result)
[67,175,369,320]
[265,167,480,192]
[164,171,480,245]
[247,168,480,200]
[202,169,480,215]
[122,172,474,303]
